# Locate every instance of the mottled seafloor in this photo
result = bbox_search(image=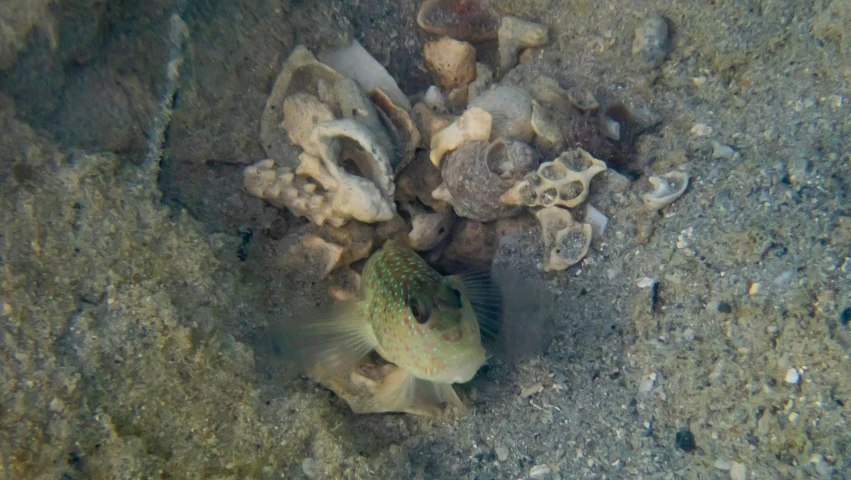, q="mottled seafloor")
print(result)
[1,0,850,479]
